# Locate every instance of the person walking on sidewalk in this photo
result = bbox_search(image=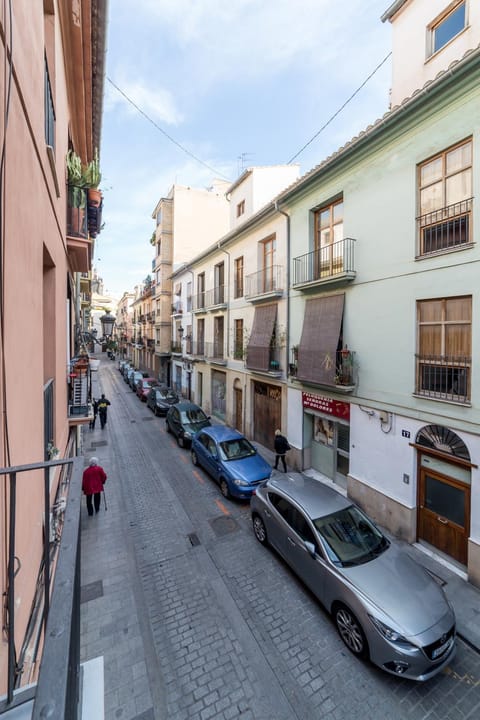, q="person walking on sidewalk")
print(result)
[82,457,107,515]
[98,393,111,429]
[273,429,290,472]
